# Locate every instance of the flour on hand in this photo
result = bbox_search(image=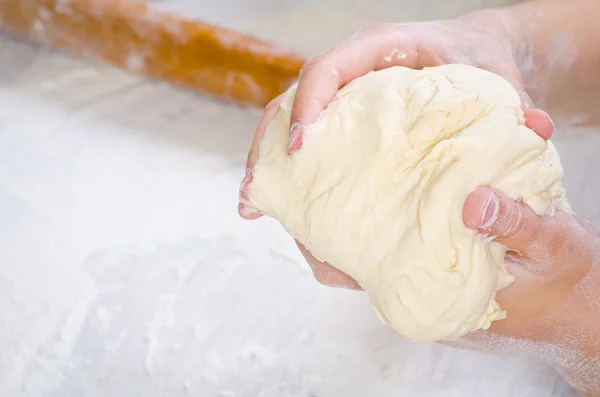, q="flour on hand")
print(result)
[247,64,568,341]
